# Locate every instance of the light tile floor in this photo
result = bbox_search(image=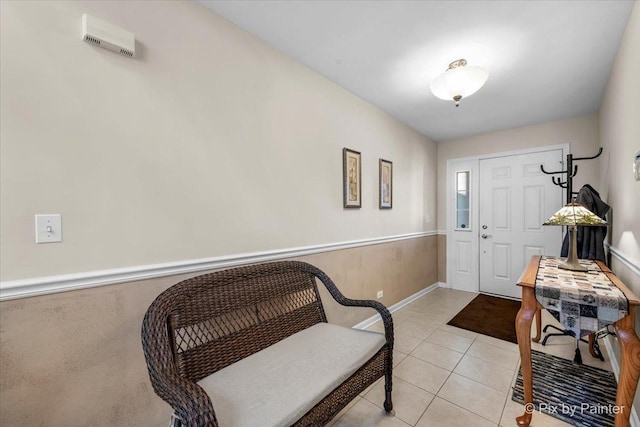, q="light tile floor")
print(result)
[328,287,613,427]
